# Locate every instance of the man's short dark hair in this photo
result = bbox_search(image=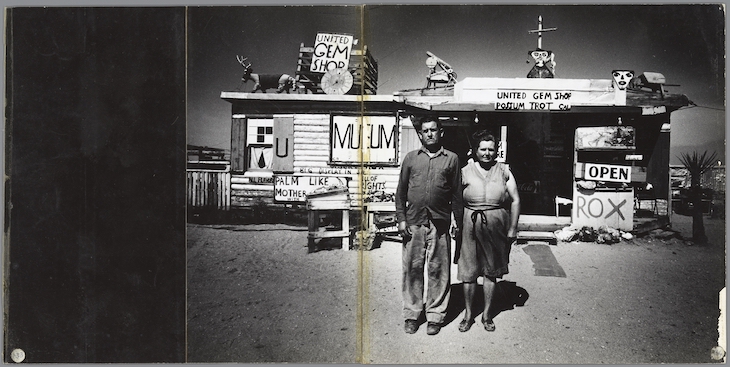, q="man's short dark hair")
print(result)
[411,115,442,131]
[471,130,496,148]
